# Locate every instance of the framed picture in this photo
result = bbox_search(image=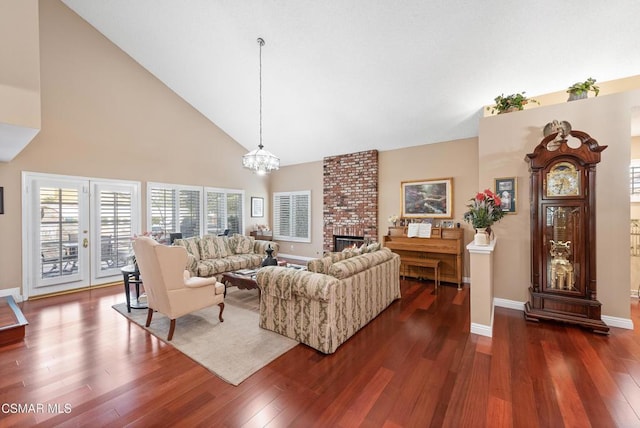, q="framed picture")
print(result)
[251,197,264,217]
[401,178,453,219]
[495,177,517,214]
